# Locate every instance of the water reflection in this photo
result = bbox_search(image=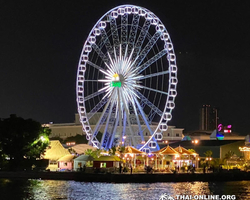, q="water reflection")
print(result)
[0,179,250,200]
[172,182,211,197]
